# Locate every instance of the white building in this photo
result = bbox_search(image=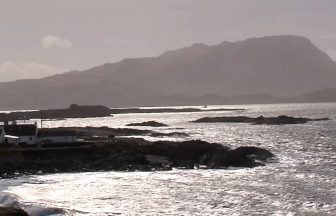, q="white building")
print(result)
[3,122,38,145]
